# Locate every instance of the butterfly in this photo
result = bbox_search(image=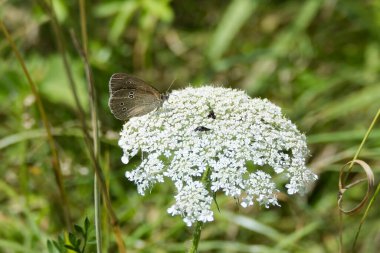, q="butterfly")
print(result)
[108,73,168,120]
